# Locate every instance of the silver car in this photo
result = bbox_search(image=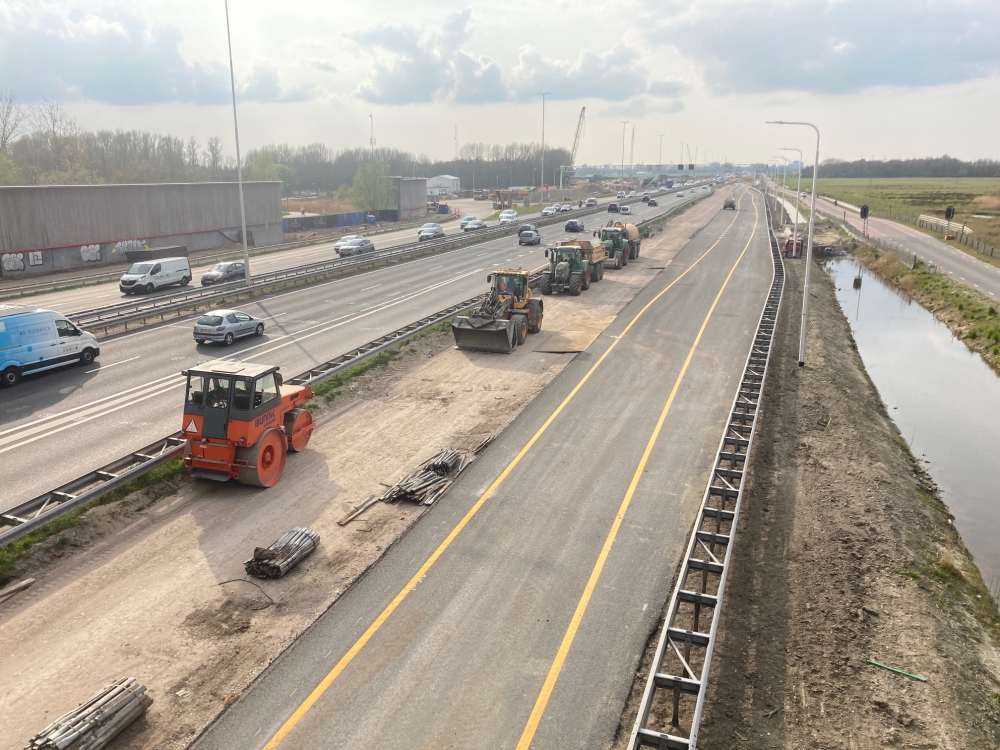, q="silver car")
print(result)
[193,309,265,346]
[333,234,364,253]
